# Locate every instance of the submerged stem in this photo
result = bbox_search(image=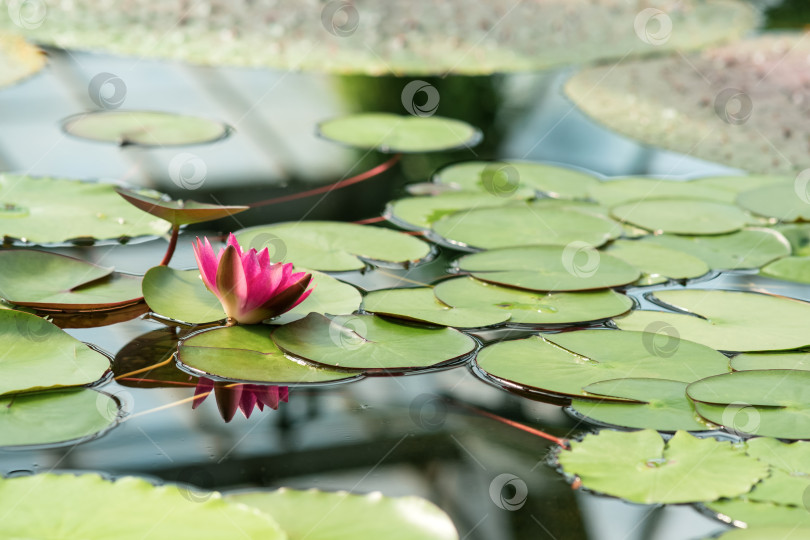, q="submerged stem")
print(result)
[159,224,180,266]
